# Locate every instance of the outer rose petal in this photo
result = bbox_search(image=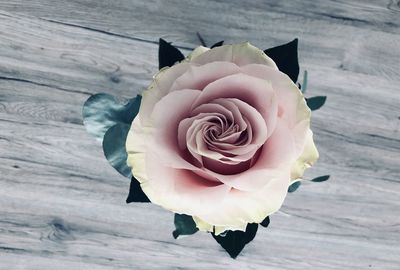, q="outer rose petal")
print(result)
[126,118,153,184]
[170,61,241,92]
[291,129,319,181]
[185,46,210,61]
[193,169,291,234]
[193,216,248,236]
[191,42,278,69]
[240,64,318,181]
[240,64,310,127]
[144,151,231,216]
[126,90,202,194]
[241,64,313,158]
[138,63,191,126]
[140,61,240,126]
[144,89,202,170]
